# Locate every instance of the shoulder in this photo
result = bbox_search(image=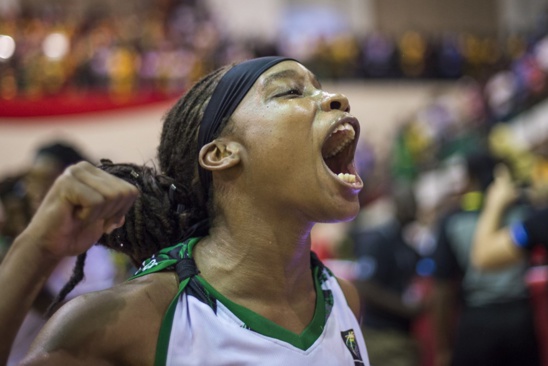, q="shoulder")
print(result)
[335,277,361,321]
[23,272,178,366]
